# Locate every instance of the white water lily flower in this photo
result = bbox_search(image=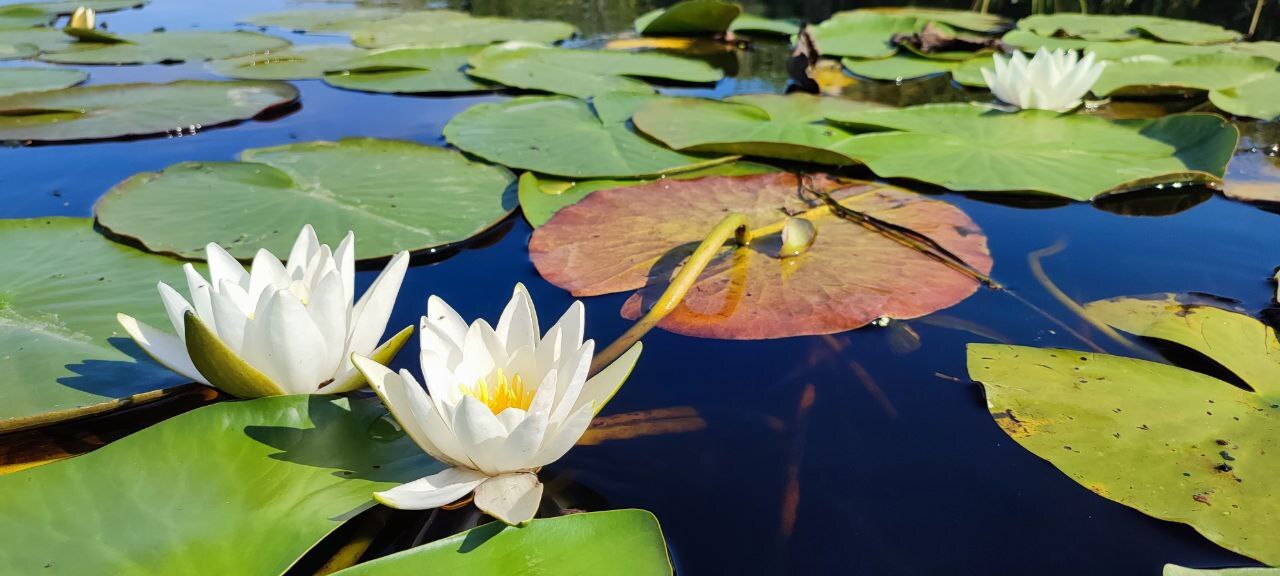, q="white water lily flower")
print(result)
[981,48,1105,112]
[118,225,410,397]
[351,284,642,525]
